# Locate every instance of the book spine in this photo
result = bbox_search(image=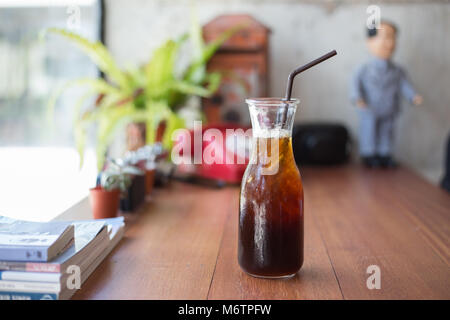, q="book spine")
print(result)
[26,262,61,273]
[0,280,60,293]
[0,262,60,273]
[0,246,48,262]
[0,291,58,300]
[0,271,62,282]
